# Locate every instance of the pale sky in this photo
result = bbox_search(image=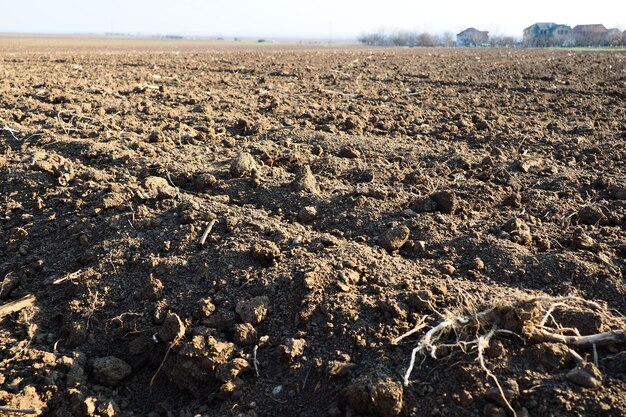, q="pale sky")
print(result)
[1,0,625,39]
